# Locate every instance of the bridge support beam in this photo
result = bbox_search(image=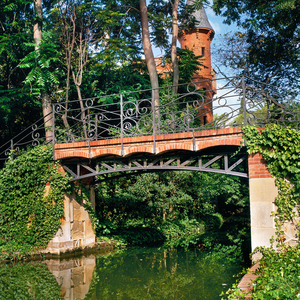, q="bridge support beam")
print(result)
[248,153,277,258]
[46,191,95,255]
